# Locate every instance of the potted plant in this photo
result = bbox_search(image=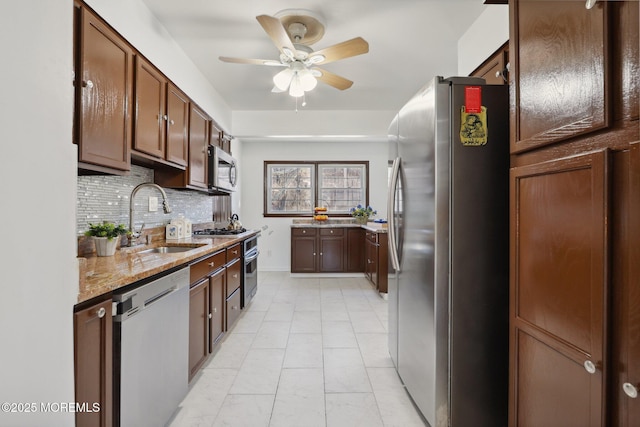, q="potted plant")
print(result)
[350,204,376,224]
[84,222,130,256]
